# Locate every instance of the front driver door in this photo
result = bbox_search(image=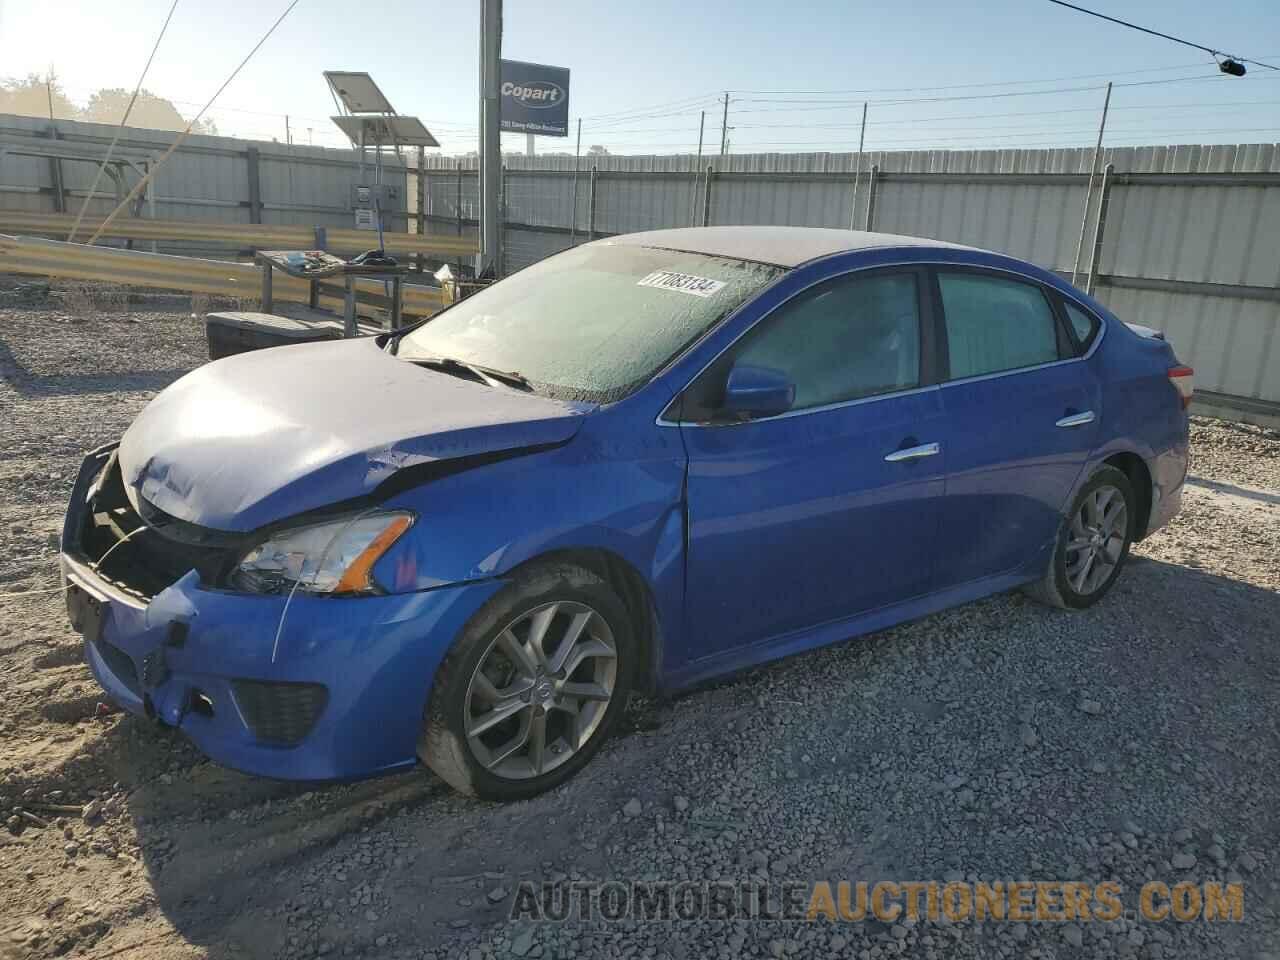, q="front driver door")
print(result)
[676,268,947,662]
